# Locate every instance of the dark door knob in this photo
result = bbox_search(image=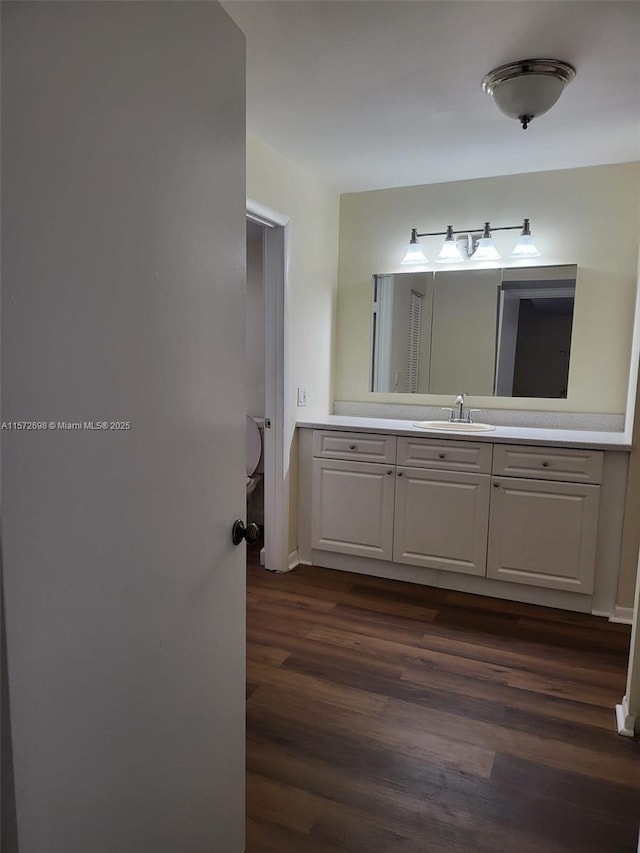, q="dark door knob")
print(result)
[232,520,259,546]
